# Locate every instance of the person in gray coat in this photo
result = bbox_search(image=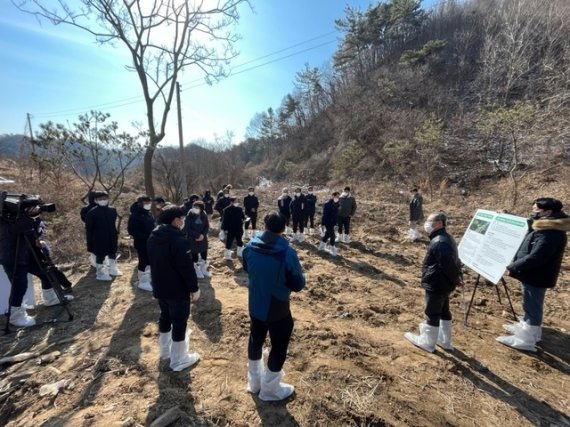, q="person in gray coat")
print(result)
[337,186,357,243]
